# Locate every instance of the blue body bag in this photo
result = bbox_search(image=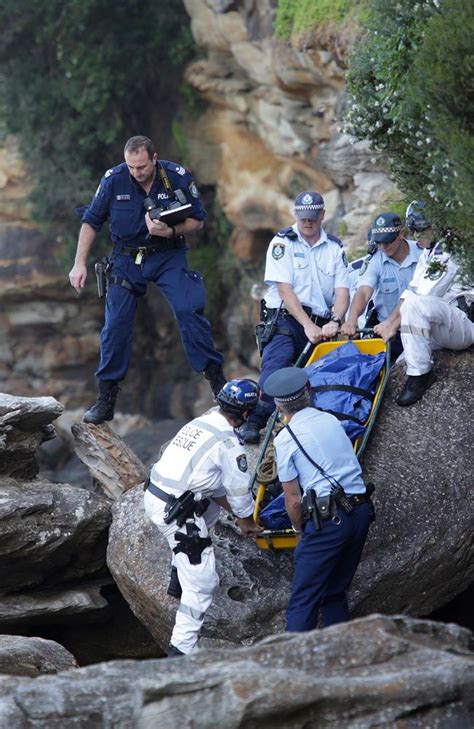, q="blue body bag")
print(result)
[259,341,385,530]
[306,340,385,441]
